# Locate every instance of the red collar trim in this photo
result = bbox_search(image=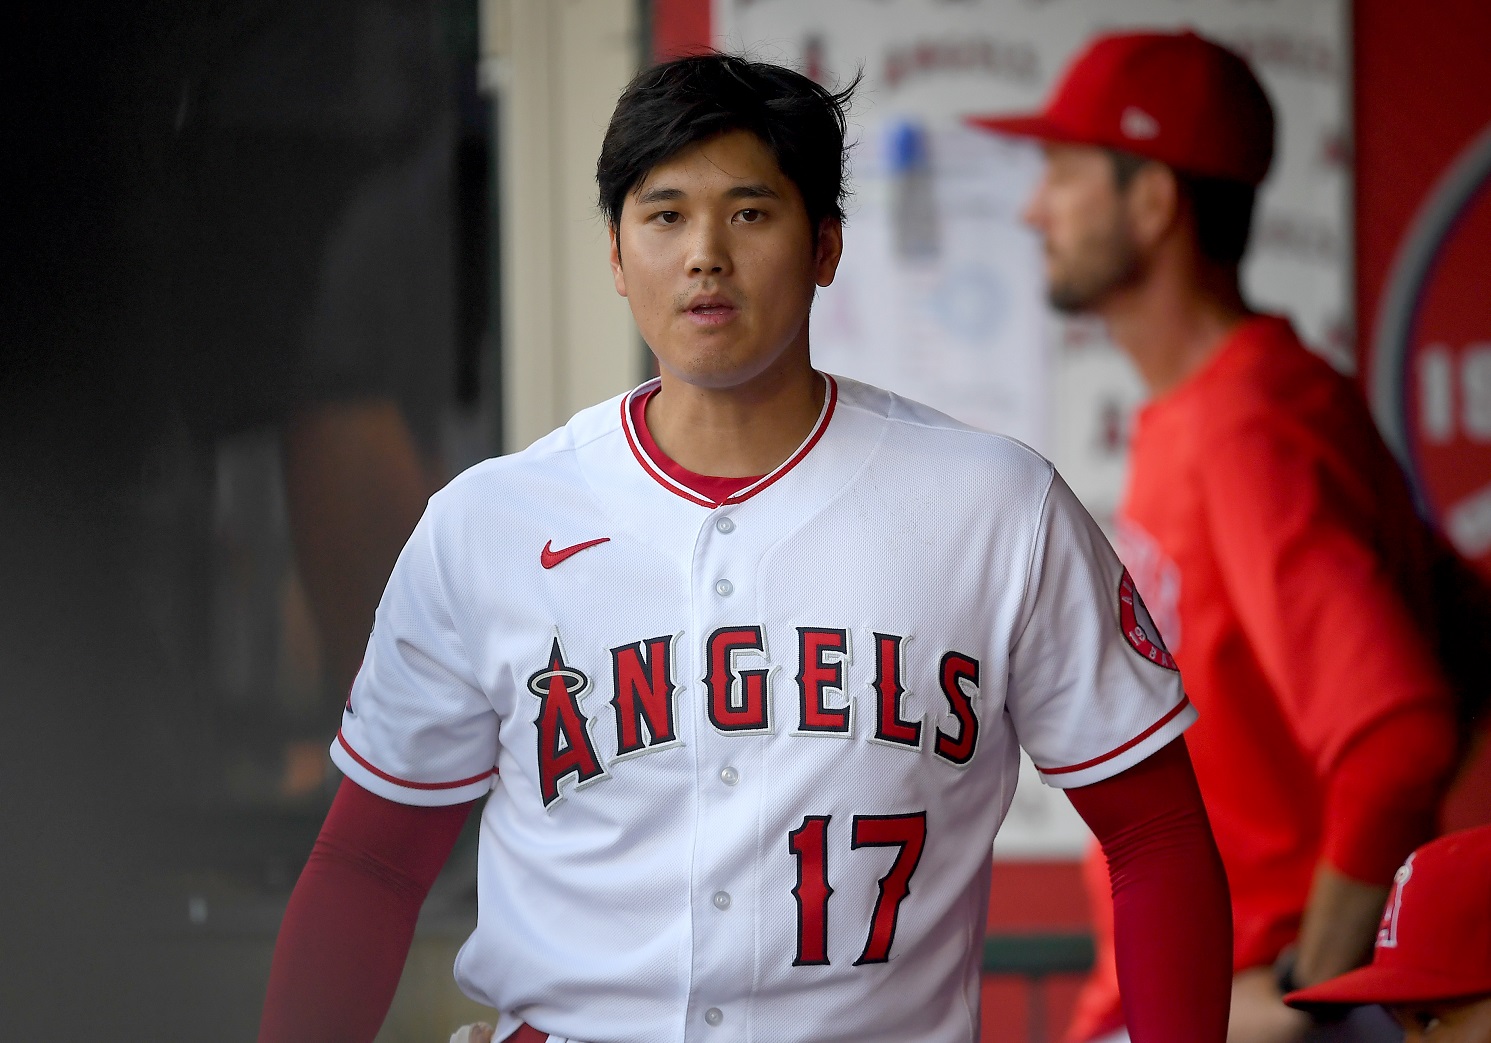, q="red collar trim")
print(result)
[620,374,839,508]
[628,387,763,502]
